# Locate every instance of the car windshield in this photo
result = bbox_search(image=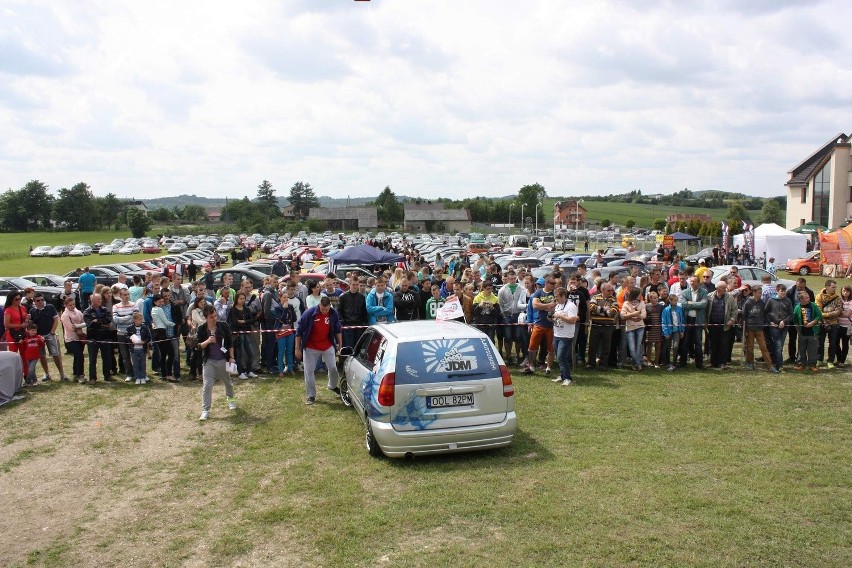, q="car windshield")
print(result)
[8,277,38,288]
[395,338,500,384]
